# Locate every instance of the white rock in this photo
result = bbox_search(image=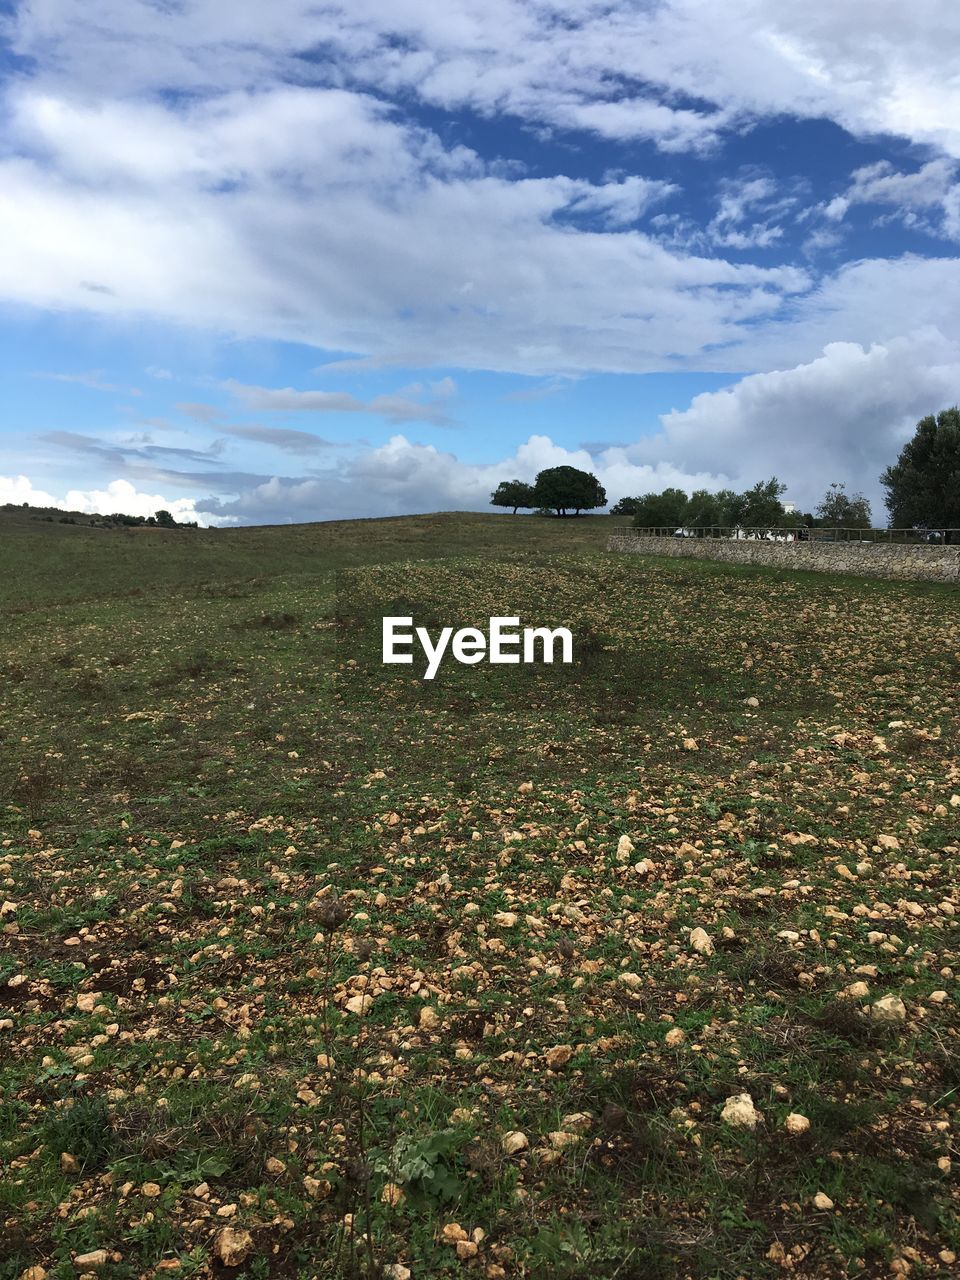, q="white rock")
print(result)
[501,1130,529,1155]
[784,1113,810,1135]
[721,1093,759,1129]
[841,981,870,1000]
[813,1192,834,1211]
[689,927,714,956]
[344,994,373,1016]
[73,1253,109,1270]
[871,994,907,1023]
[616,835,634,861]
[547,1130,580,1150]
[214,1227,254,1267]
